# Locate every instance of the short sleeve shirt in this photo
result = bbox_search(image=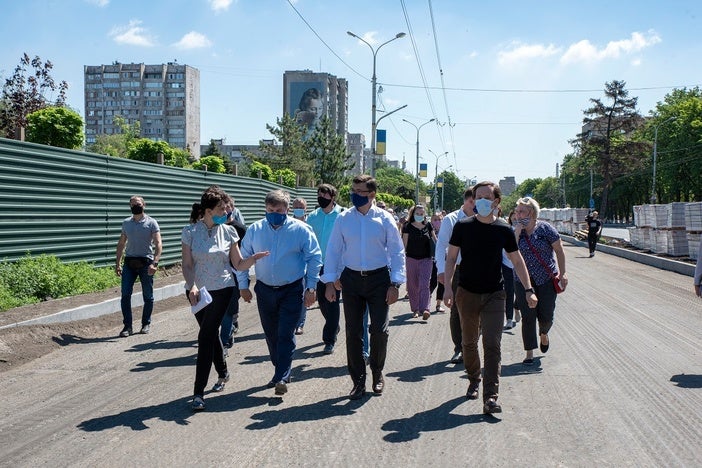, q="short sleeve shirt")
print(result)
[181,221,239,291]
[516,221,561,286]
[402,222,434,259]
[122,215,160,258]
[449,217,517,293]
